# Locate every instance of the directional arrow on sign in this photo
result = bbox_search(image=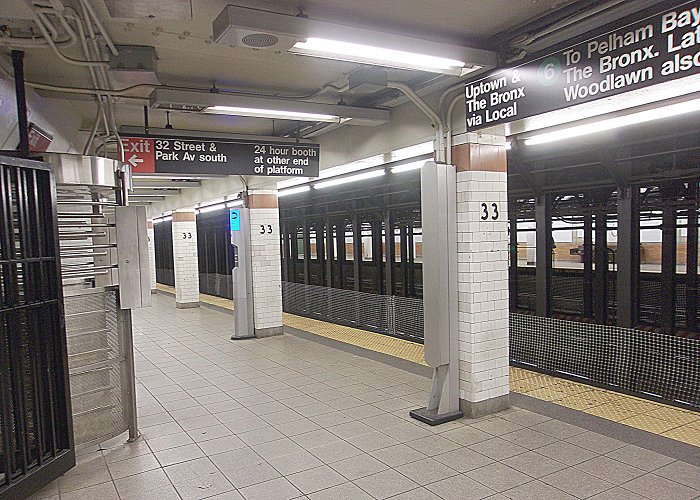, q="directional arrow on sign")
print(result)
[127,154,144,167]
